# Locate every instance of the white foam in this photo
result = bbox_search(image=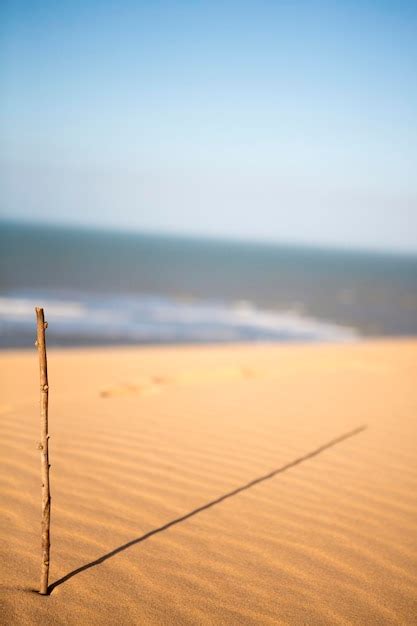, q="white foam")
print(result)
[0,291,358,345]
[0,297,86,319]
